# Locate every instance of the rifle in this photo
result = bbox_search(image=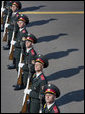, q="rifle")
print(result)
[17,51,24,85]
[9,22,16,60]
[1,1,5,24]
[21,62,32,113]
[2,6,10,42]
